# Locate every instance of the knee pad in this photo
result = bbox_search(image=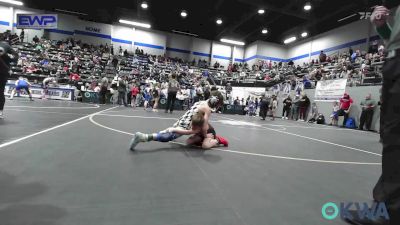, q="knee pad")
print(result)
[156,132,178,142]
